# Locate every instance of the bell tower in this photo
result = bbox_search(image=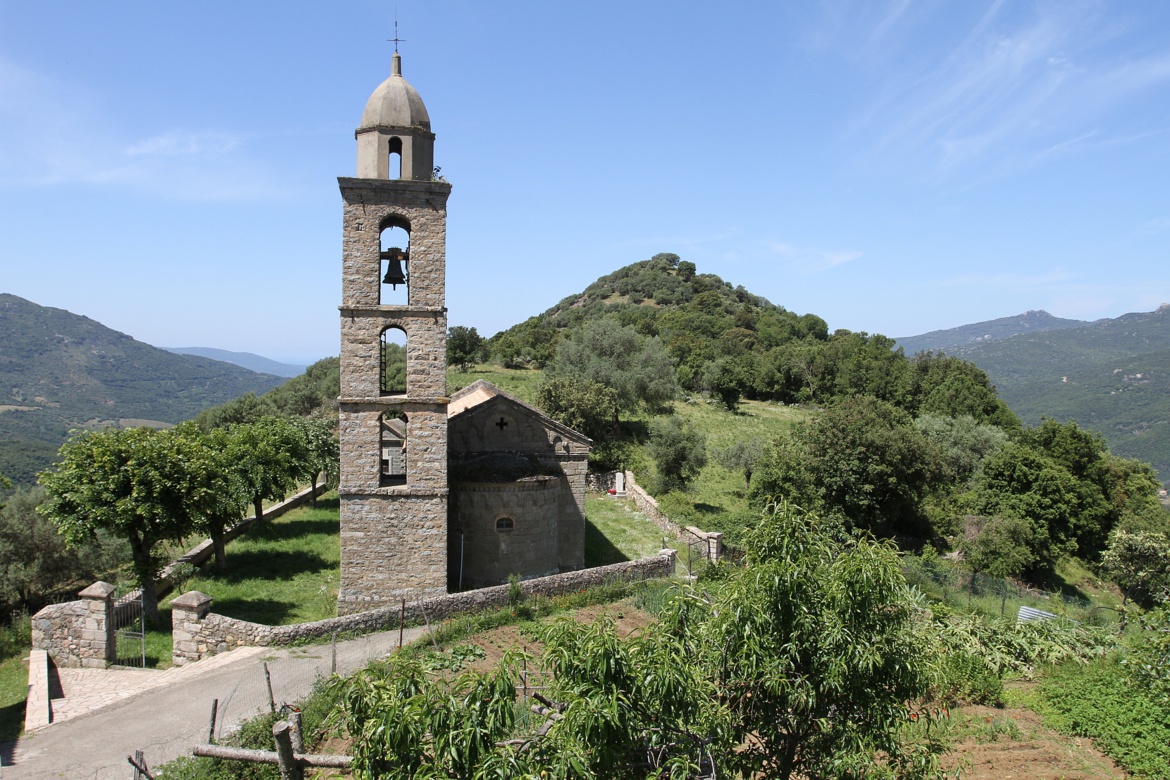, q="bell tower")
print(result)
[337,49,452,613]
